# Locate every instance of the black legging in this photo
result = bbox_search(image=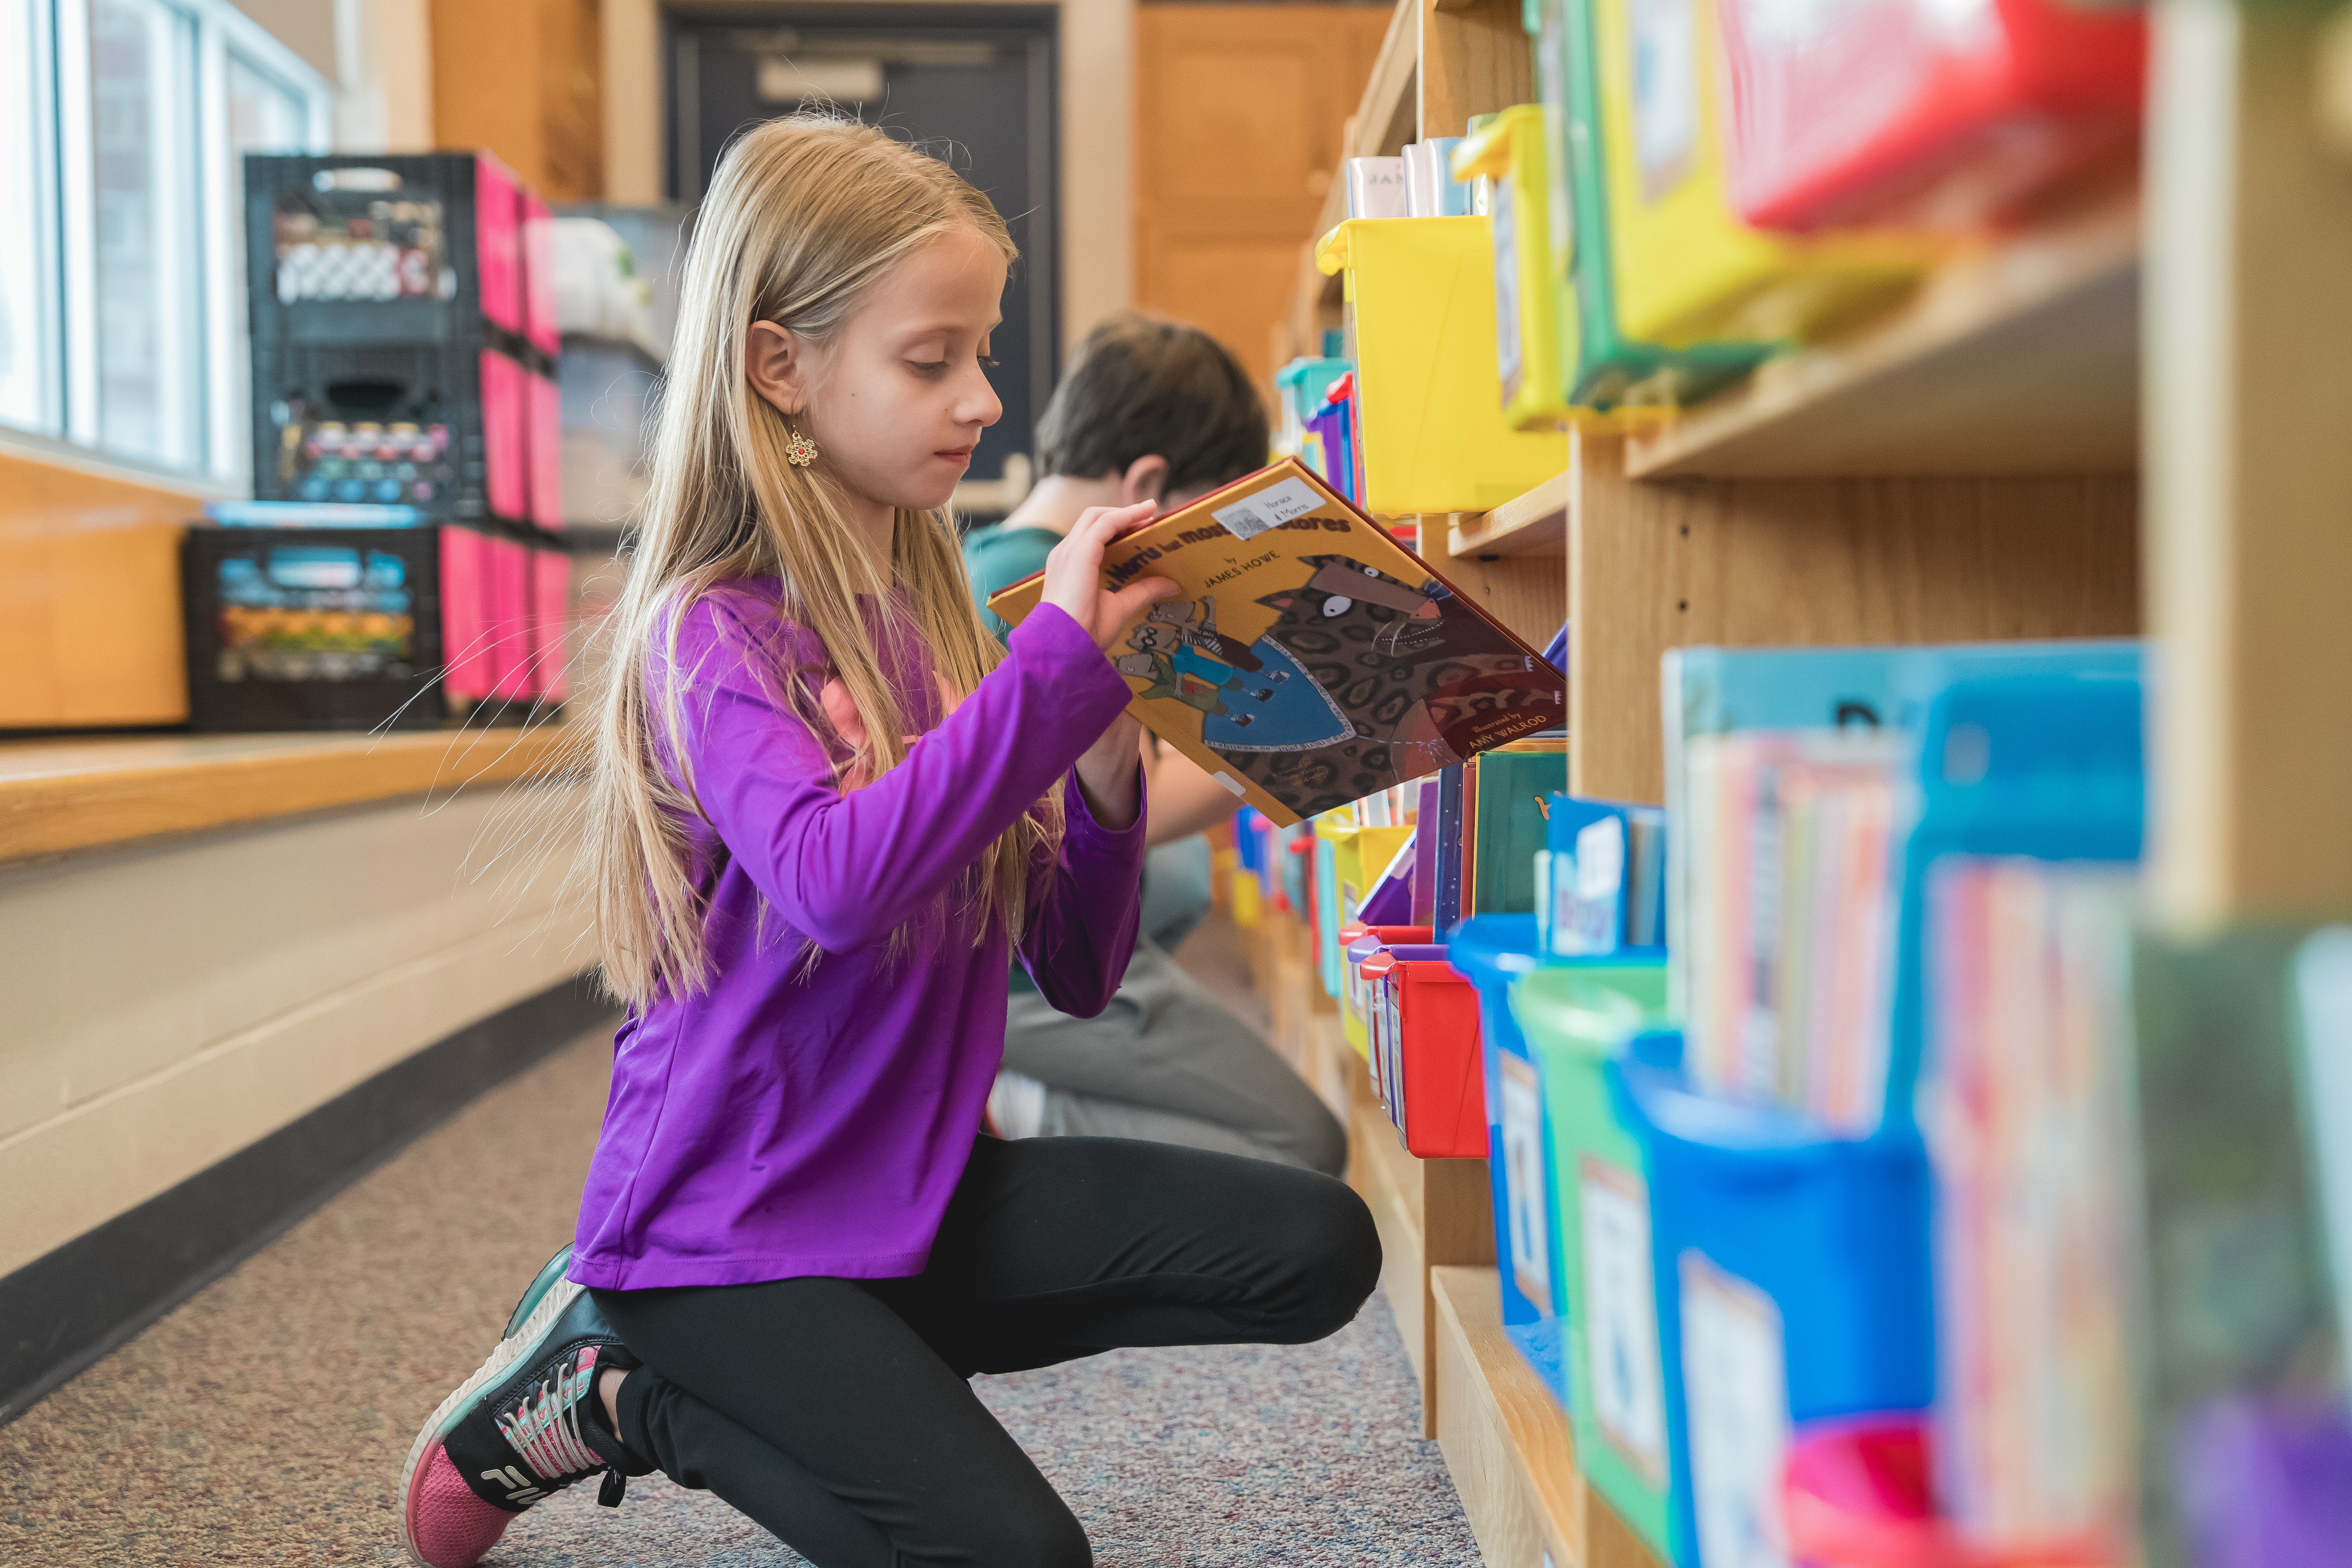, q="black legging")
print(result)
[592,1134,1382,1567]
